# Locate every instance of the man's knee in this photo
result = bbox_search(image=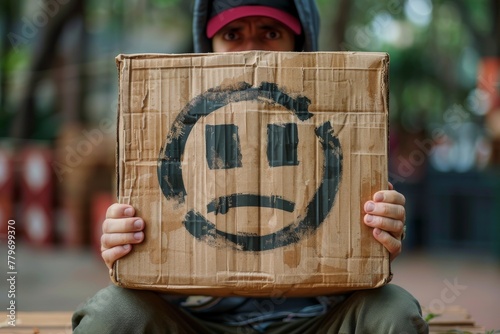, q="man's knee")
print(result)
[343,284,429,333]
[351,284,415,307]
[72,285,165,333]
